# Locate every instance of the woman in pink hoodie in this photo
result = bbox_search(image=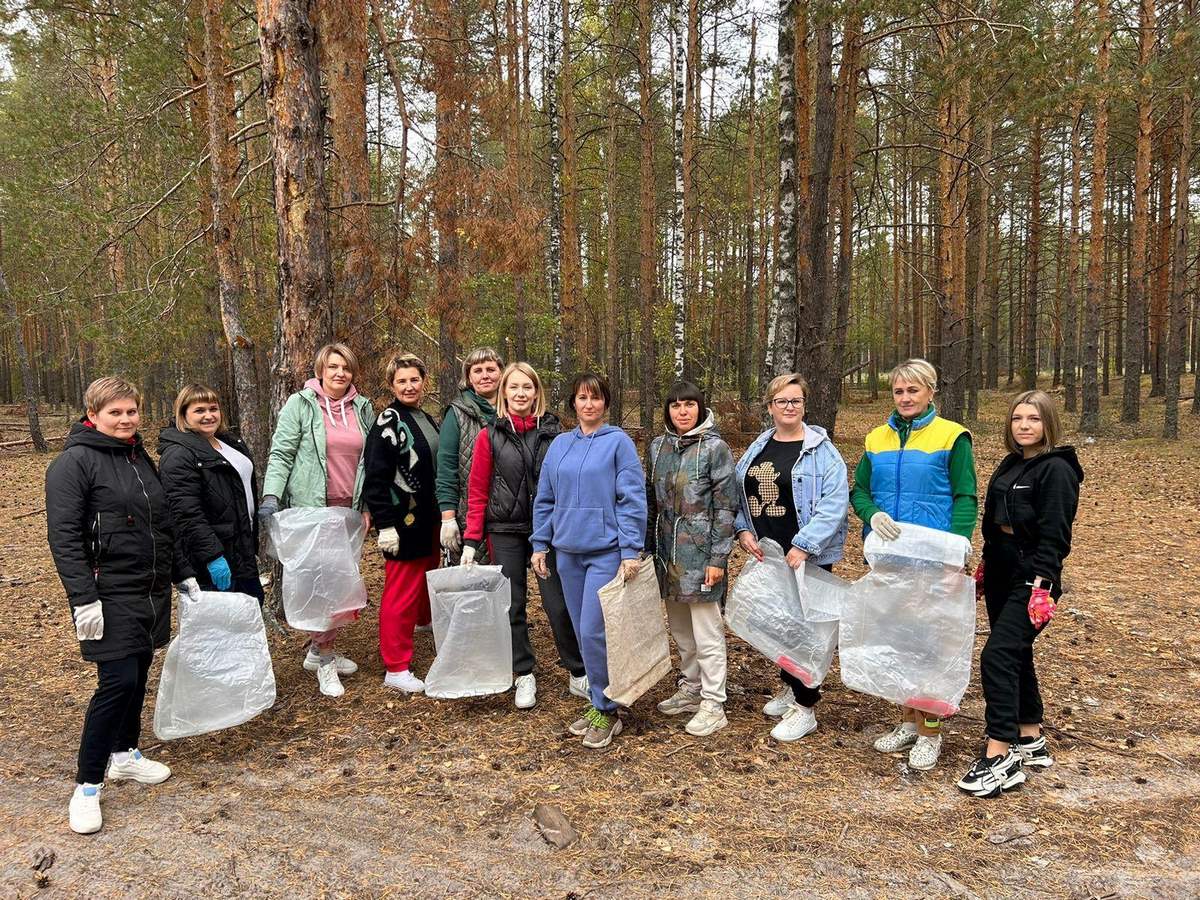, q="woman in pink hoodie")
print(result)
[260,343,375,697]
